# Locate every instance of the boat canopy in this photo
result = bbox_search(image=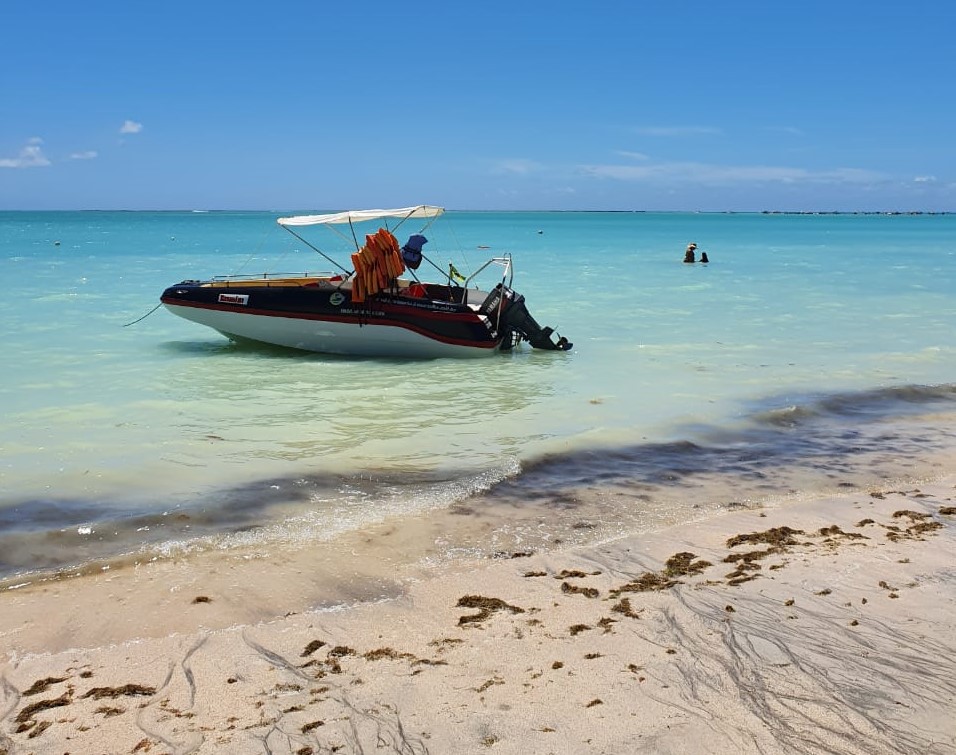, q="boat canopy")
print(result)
[277,205,444,228]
